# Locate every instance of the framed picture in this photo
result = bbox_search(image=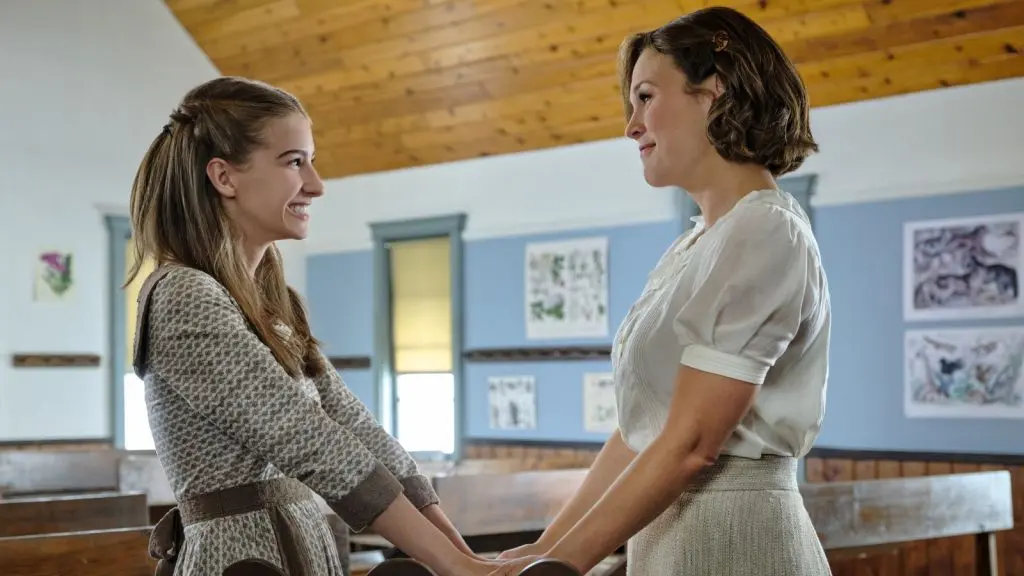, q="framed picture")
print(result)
[582,372,617,433]
[905,326,1024,419]
[487,375,537,430]
[903,212,1023,321]
[525,236,609,339]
